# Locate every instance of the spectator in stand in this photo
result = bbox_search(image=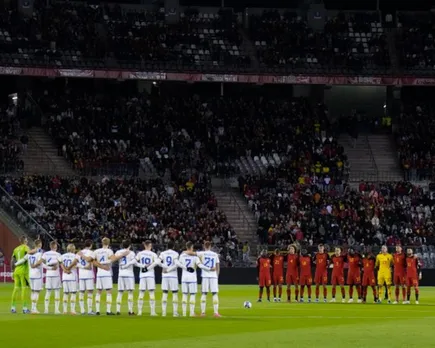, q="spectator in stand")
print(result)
[0,249,4,266]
